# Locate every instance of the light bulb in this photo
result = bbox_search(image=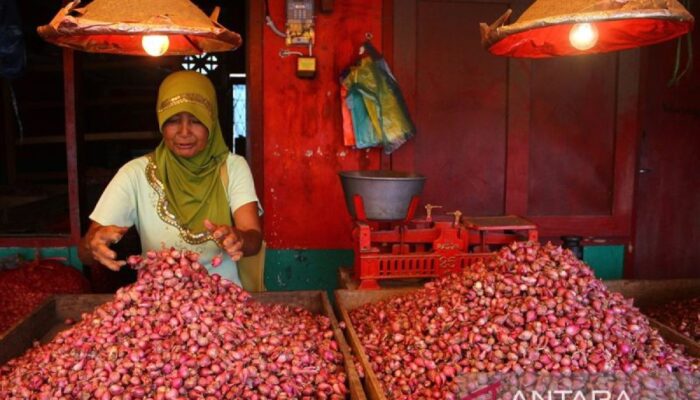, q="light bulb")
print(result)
[569,23,599,51]
[142,35,170,57]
